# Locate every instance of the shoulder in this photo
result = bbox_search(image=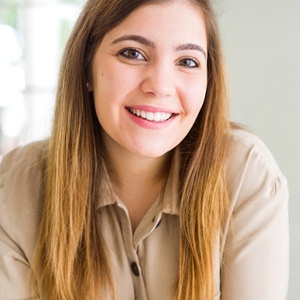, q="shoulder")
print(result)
[0,140,48,261]
[221,126,289,299]
[0,139,48,203]
[225,125,288,209]
[0,140,48,204]
[226,125,285,182]
[227,125,281,174]
[0,140,48,174]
